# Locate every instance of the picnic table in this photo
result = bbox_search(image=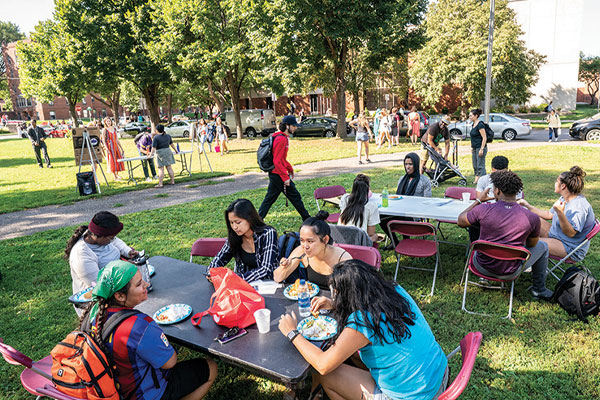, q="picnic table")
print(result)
[136,256,314,389]
[374,194,473,222]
